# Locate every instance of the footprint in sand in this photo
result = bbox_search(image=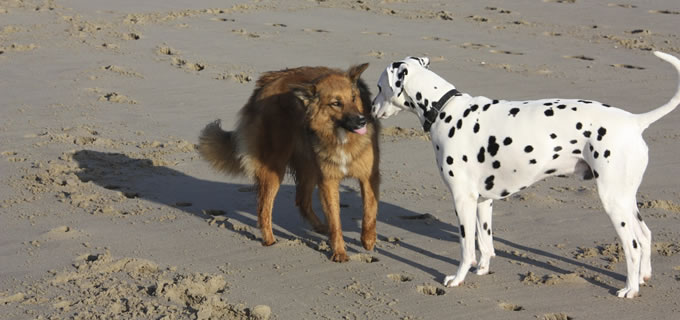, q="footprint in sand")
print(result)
[499,302,524,311]
[467,15,488,22]
[543,31,562,37]
[648,9,680,15]
[99,92,137,104]
[366,50,384,59]
[202,209,226,216]
[460,42,496,50]
[302,28,329,33]
[123,32,141,40]
[156,45,206,72]
[387,273,413,282]
[628,29,651,35]
[542,313,573,320]
[211,17,235,22]
[361,31,391,36]
[489,49,524,55]
[349,253,379,263]
[611,63,645,70]
[543,0,576,4]
[608,3,637,9]
[232,29,262,38]
[157,45,177,56]
[422,36,450,42]
[564,55,595,61]
[416,285,445,296]
[485,7,511,14]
